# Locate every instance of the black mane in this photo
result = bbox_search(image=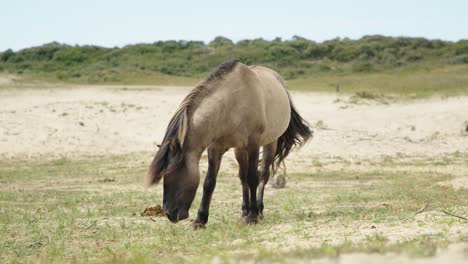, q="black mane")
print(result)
[206,59,240,83]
